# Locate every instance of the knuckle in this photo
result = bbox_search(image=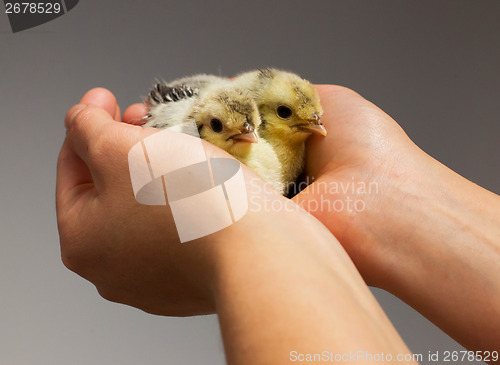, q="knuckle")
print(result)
[68,105,93,133]
[64,104,86,129]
